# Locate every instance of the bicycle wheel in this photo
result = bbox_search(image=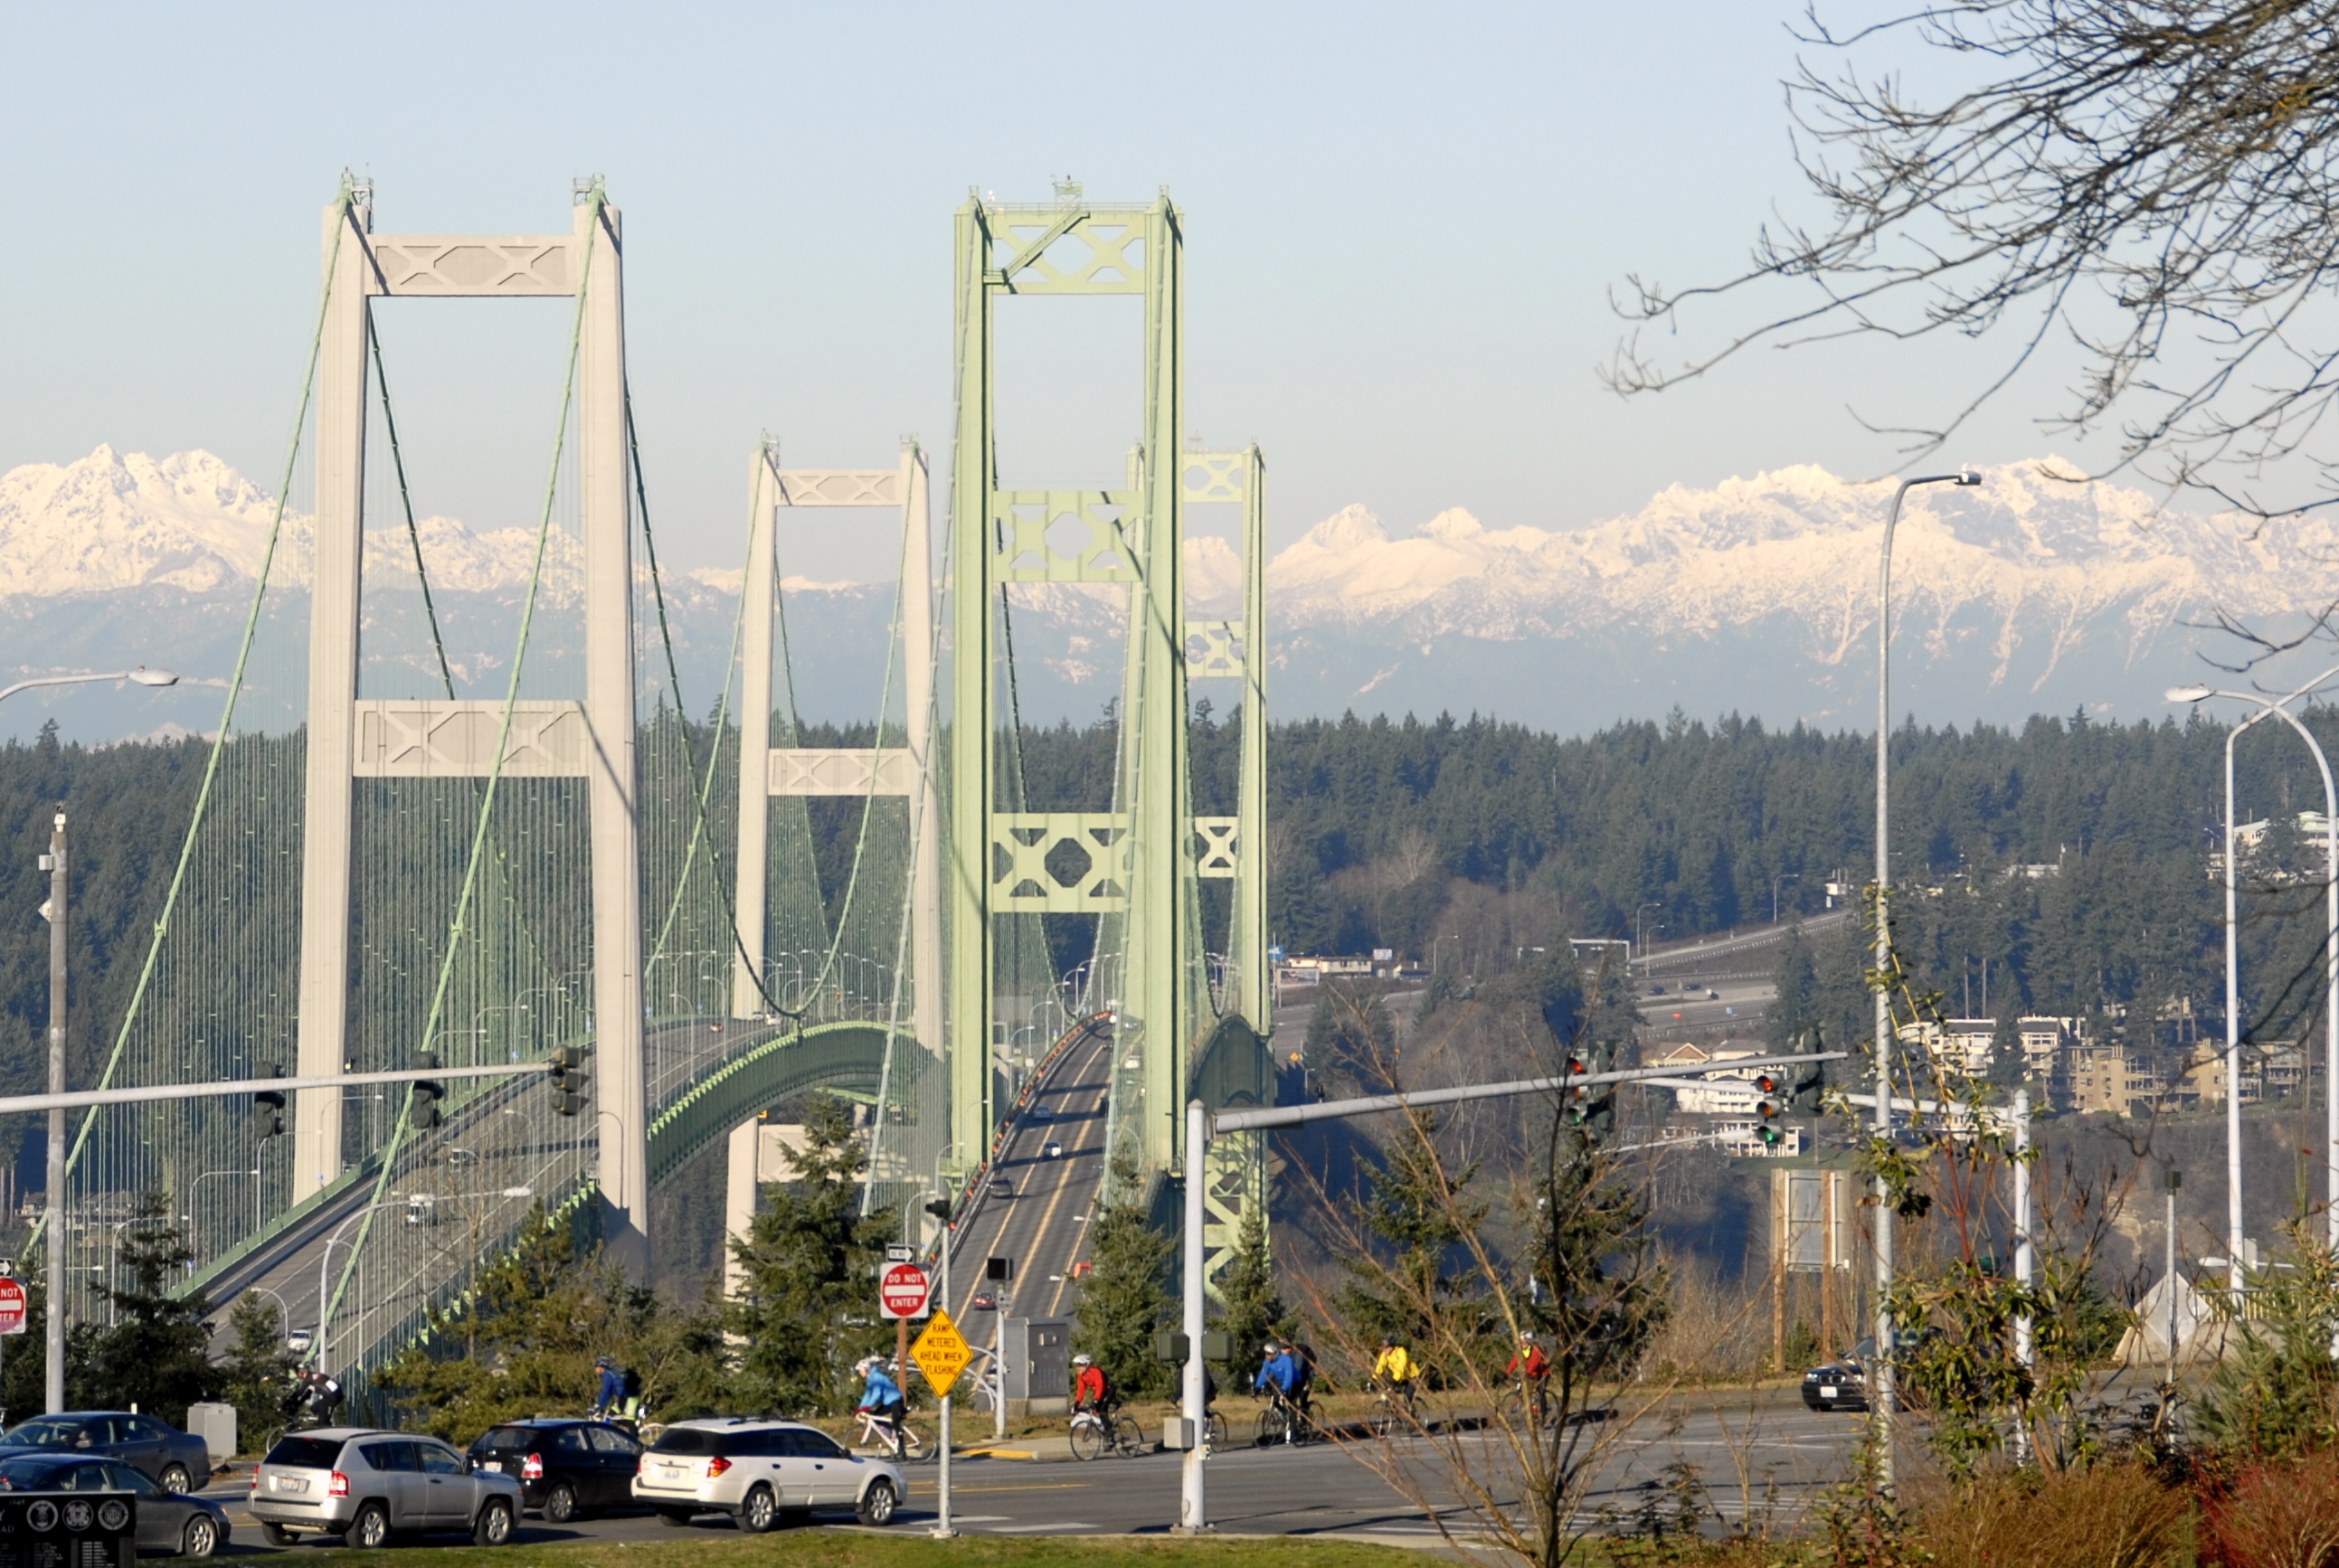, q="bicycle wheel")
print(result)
[1070,1420,1107,1461]
[1254,1407,1285,1448]
[1205,1411,1227,1447]
[900,1422,935,1464]
[1112,1415,1144,1456]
